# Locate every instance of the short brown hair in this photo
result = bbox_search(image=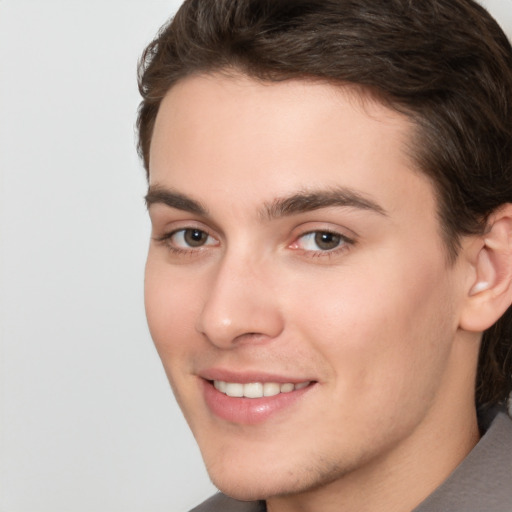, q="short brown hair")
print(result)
[137,0,512,408]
